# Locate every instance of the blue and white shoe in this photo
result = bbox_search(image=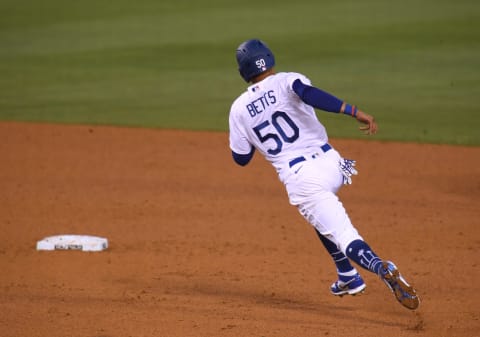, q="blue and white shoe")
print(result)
[380,261,420,310]
[330,273,366,296]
